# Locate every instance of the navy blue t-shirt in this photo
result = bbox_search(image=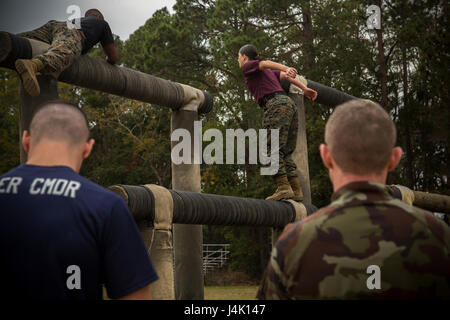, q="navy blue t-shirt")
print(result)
[0,165,158,300]
[79,16,115,54]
